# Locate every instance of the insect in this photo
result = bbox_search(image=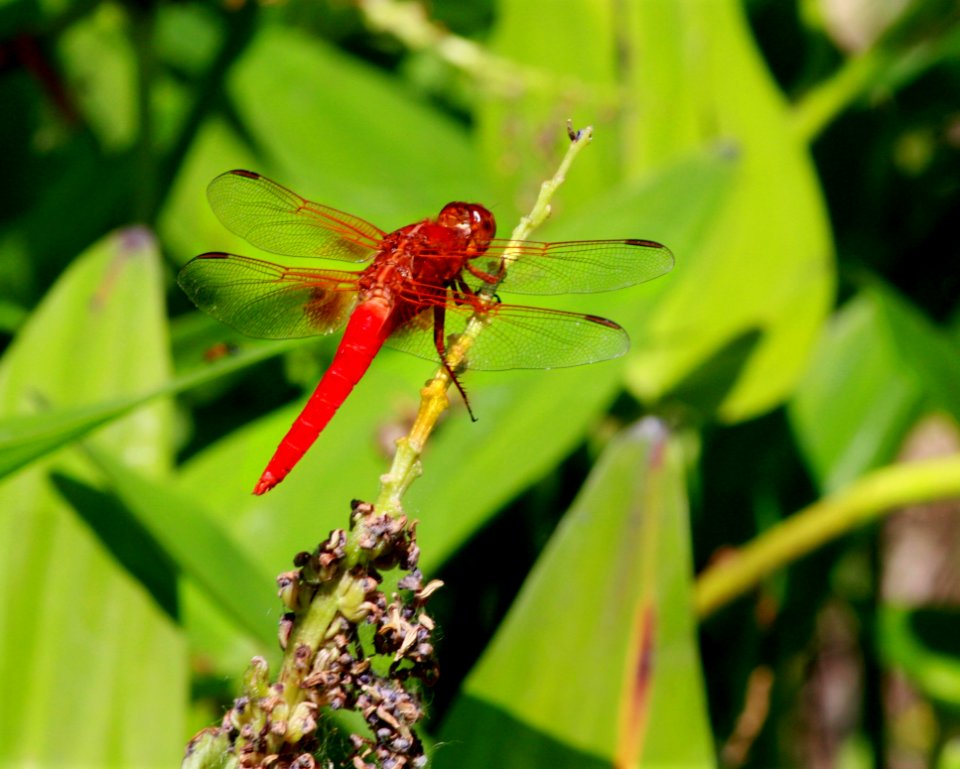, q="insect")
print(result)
[178,170,673,494]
